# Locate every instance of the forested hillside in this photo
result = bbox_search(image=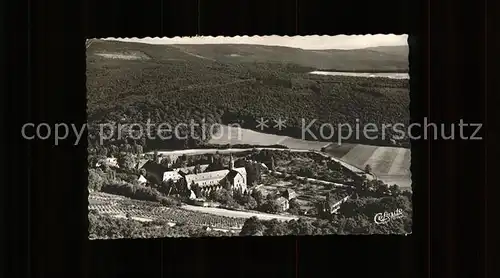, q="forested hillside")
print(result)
[86,40,409,152]
[169,44,409,72]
